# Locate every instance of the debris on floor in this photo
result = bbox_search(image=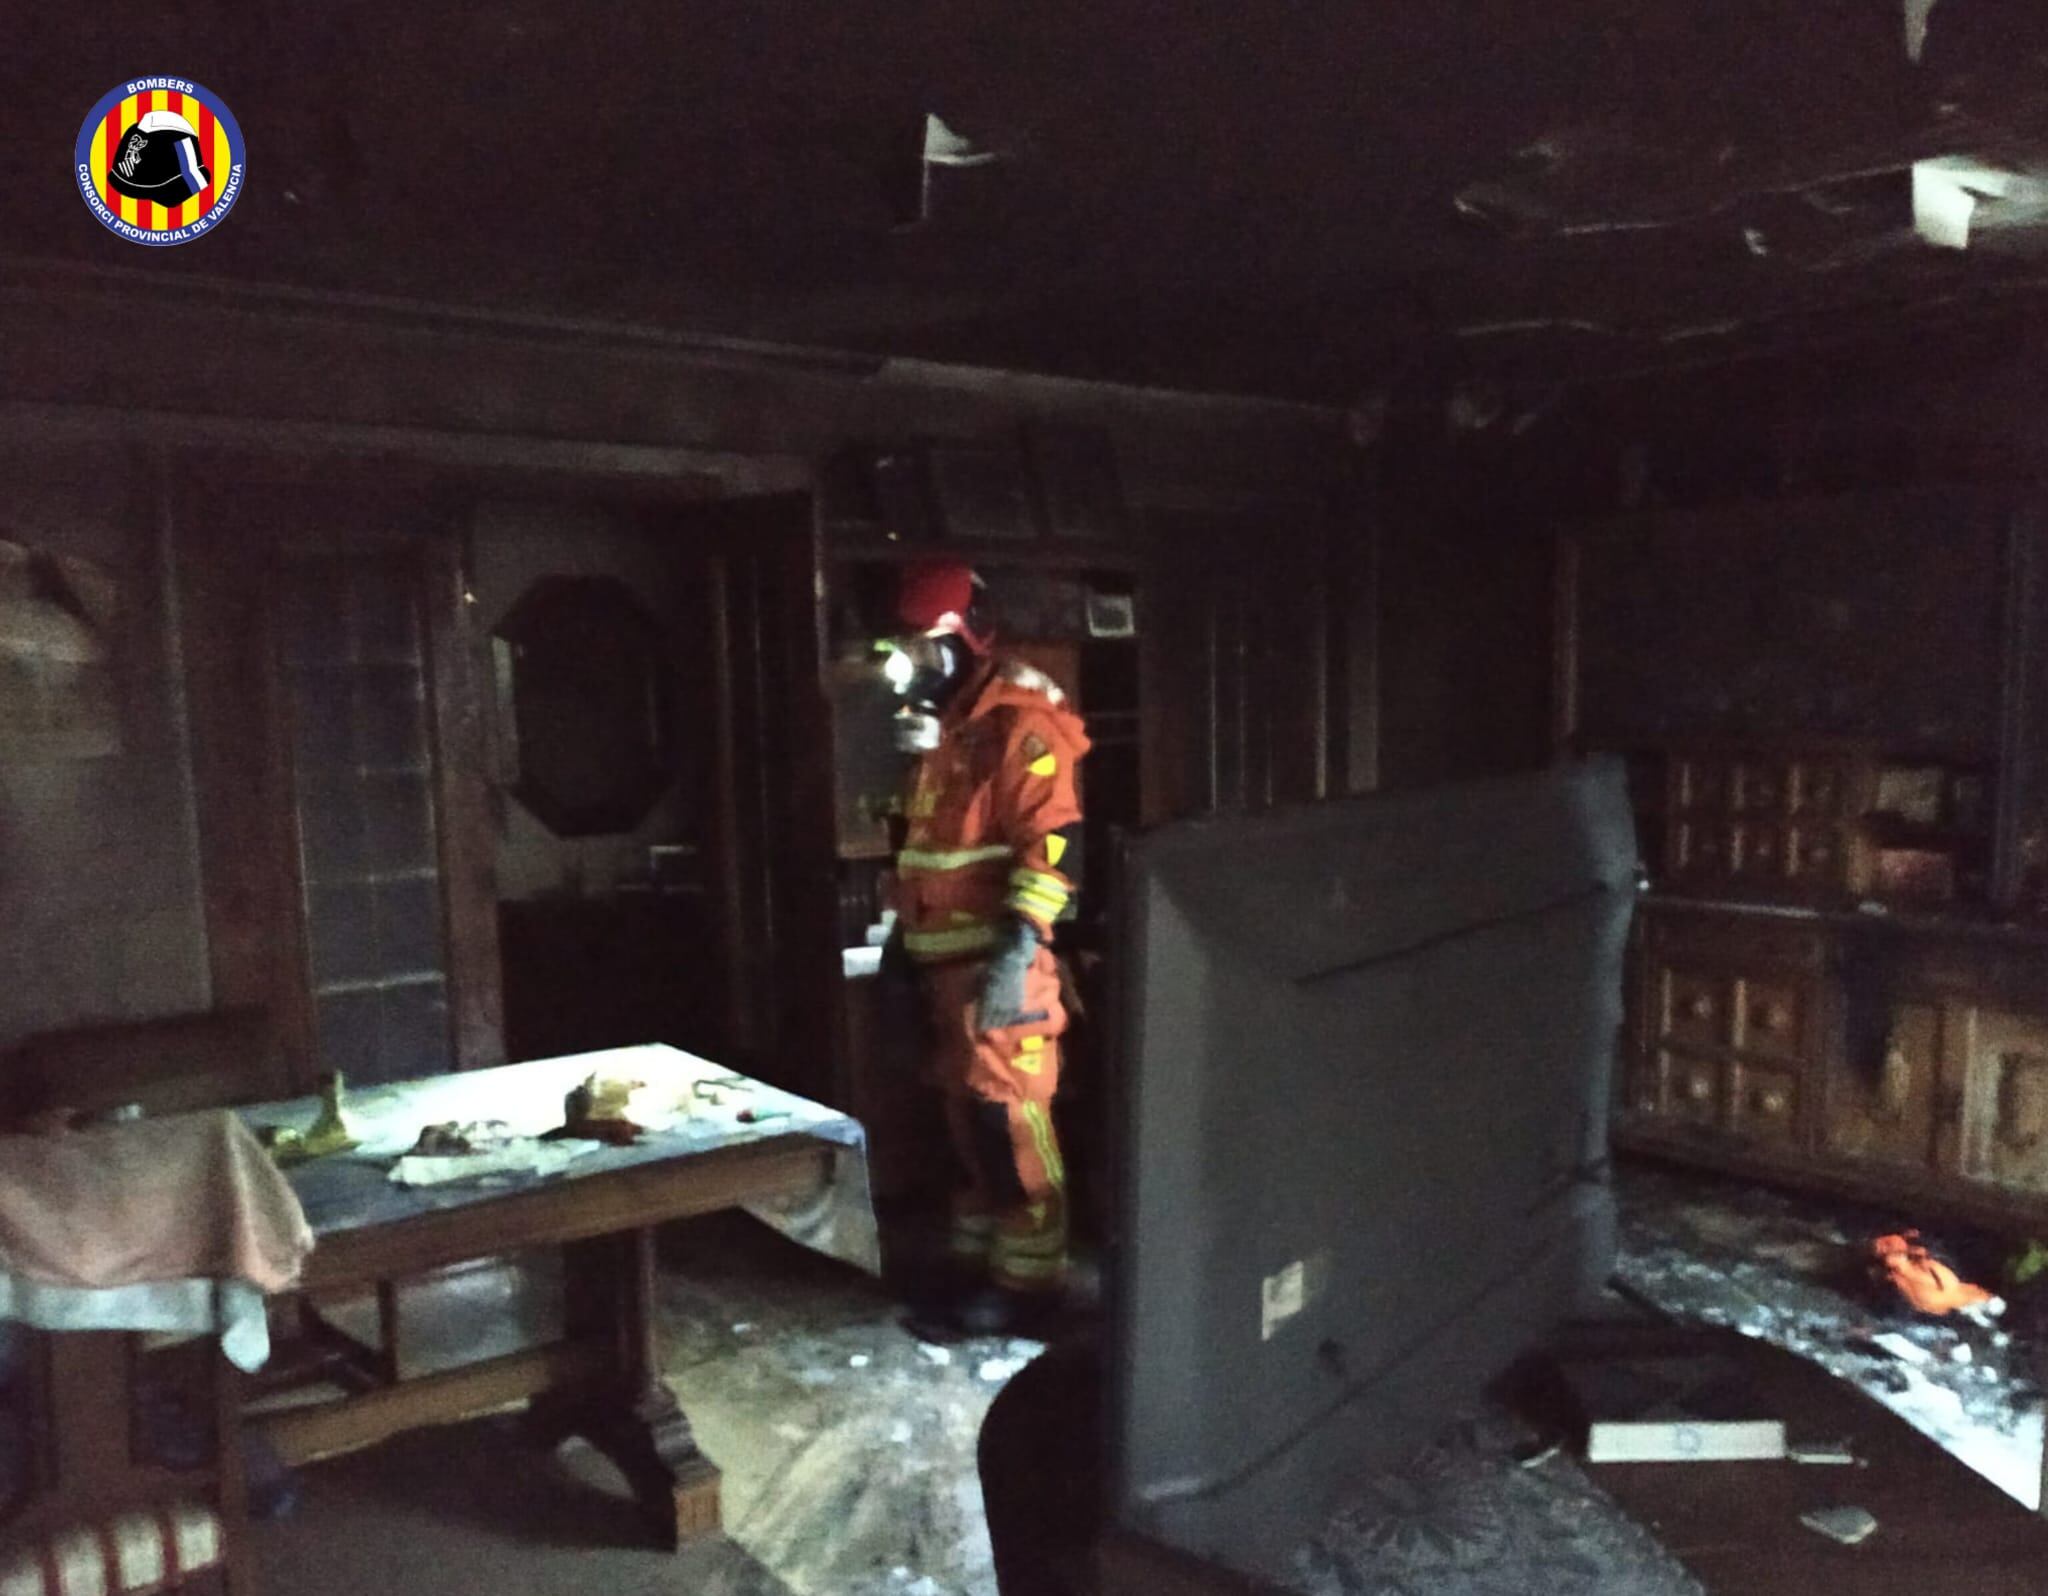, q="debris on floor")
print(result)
[1616,1167,2046,1509]
[1555,1345,1789,1463]
[1799,1504,1879,1545]
[253,1169,2046,1596]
